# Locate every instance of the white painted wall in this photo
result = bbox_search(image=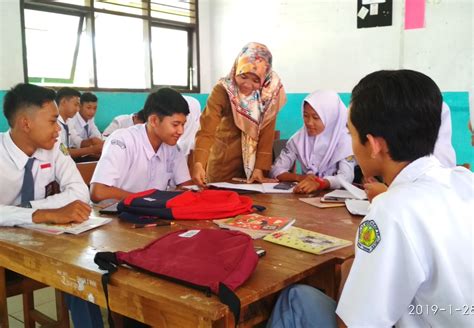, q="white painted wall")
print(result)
[0,0,24,89]
[1,0,472,94]
[199,0,473,93]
